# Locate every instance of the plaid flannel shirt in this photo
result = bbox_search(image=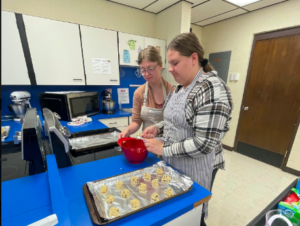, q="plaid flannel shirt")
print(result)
[156,72,233,169]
